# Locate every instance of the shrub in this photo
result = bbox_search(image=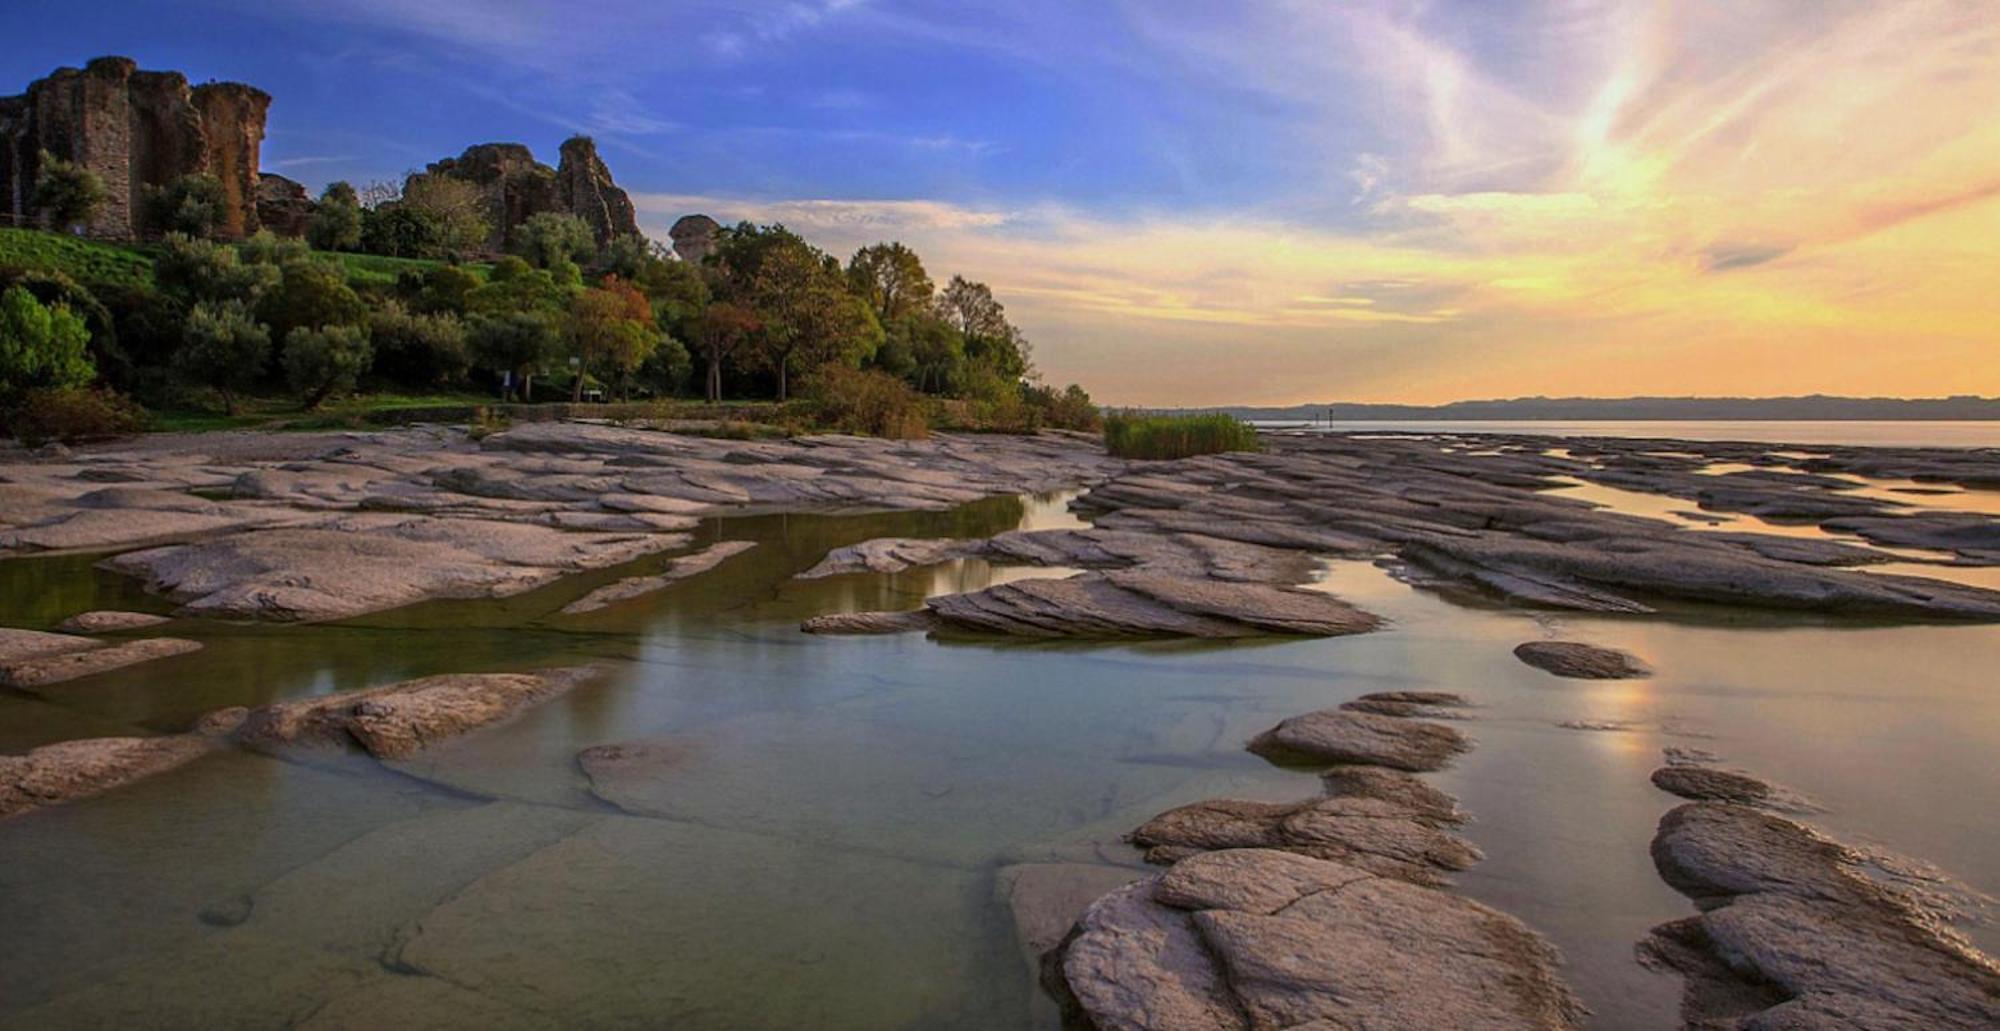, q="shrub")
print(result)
[307,181,363,252]
[147,174,226,237]
[31,150,106,230]
[174,300,270,414]
[257,257,365,343]
[9,387,145,445]
[1103,412,1260,460]
[283,324,372,408]
[1025,382,1101,431]
[0,284,95,405]
[155,233,276,304]
[369,301,469,388]
[513,212,596,270]
[807,362,928,439]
